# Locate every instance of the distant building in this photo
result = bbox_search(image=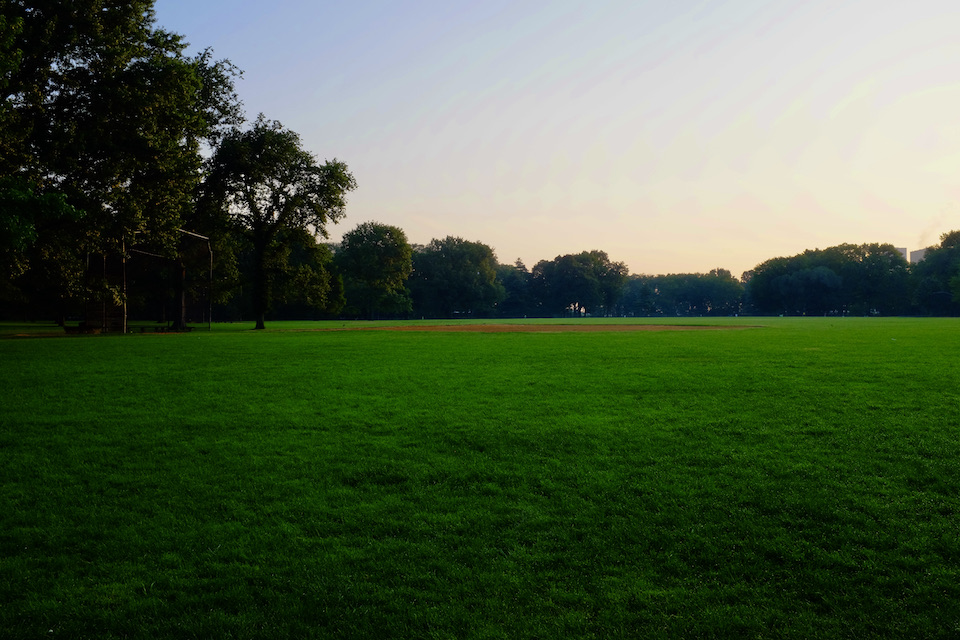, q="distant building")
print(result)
[910,249,927,264]
[895,247,907,261]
